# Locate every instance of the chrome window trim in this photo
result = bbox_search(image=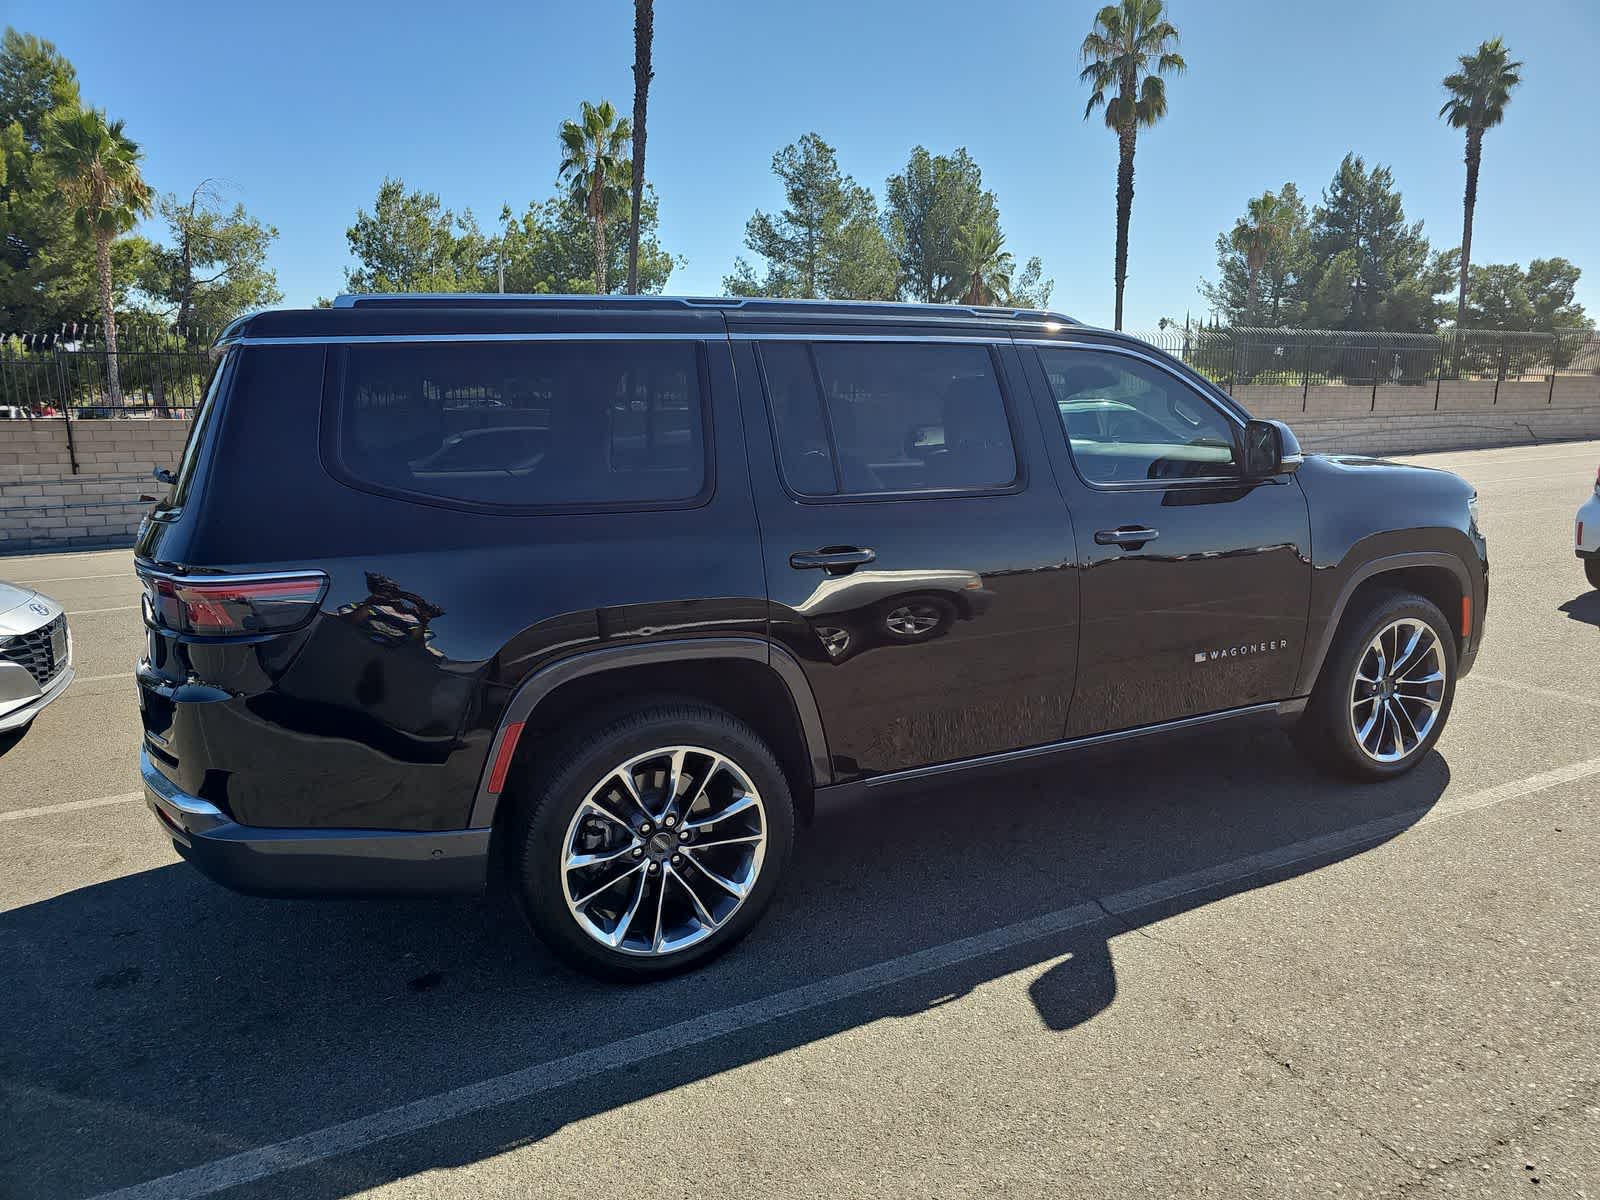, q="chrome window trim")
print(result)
[732,332,1004,345]
[233,332,721,346]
